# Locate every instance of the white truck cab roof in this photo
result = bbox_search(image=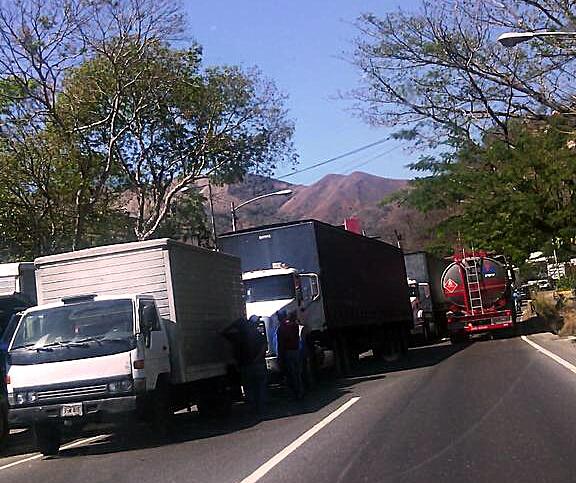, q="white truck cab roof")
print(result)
[243,268,298,280]
[22,293,139,314]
